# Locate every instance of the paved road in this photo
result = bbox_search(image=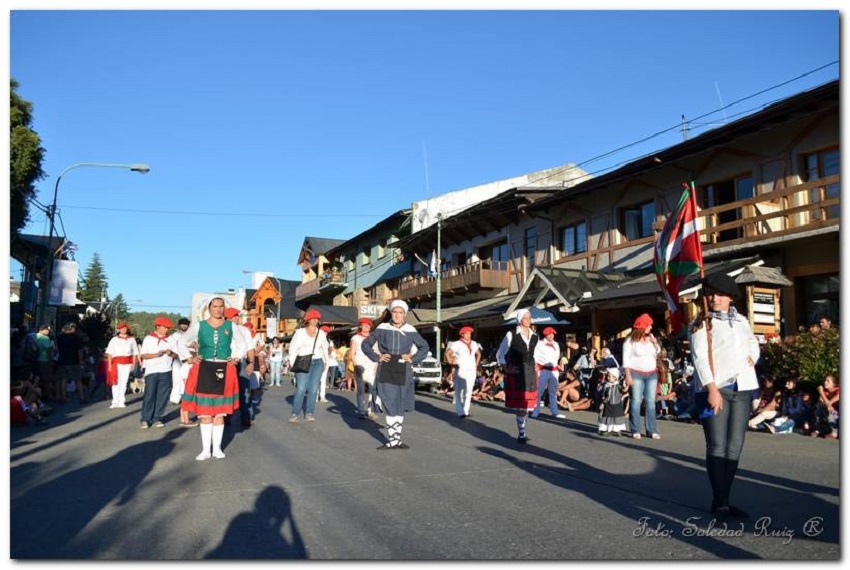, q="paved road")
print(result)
[10,383,840,560]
